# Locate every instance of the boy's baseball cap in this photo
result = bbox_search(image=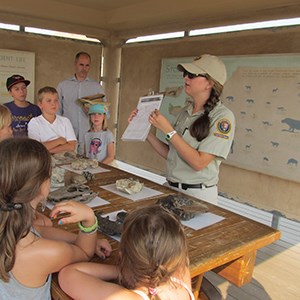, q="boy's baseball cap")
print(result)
[6,75,31,91]
[177,54,227,85]
[88,103,109,115]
